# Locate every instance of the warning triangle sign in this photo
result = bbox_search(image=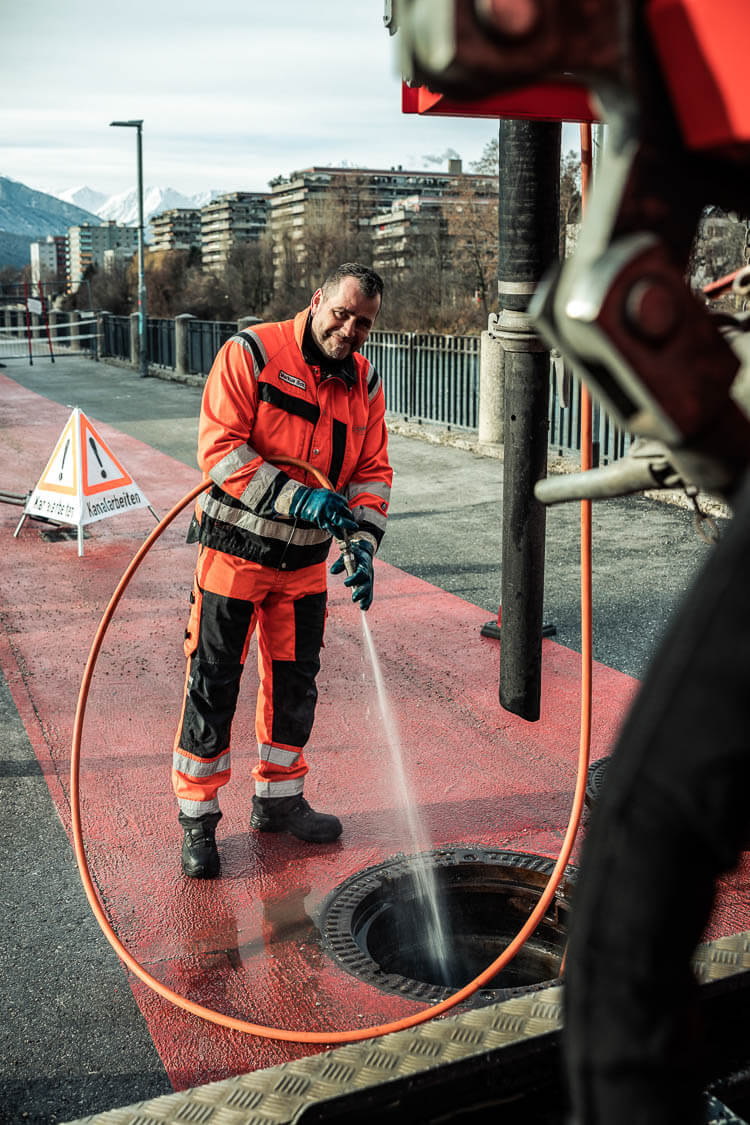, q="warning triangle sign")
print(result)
[81,415,133,495]
[18,408,154,556]
[38,413,78,496]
